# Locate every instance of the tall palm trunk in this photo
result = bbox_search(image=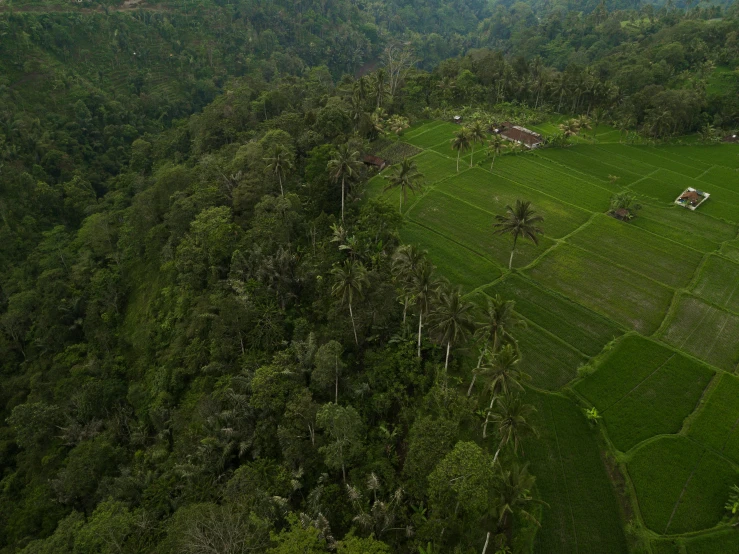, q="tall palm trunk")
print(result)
[278,172,284,197]
[482,393,497,439]
[467,348,487,396]
[470,145,474,168]
[349,301,358,345]
[417,312,423,357]
[445,342,451,370]
[456,150,460,173]
[508,250,515,270]
[341,176,345,222]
